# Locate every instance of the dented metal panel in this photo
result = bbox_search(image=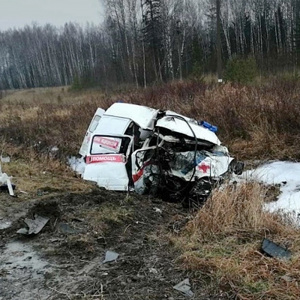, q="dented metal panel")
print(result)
[156,116,221,145]
[83,154,129,191]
